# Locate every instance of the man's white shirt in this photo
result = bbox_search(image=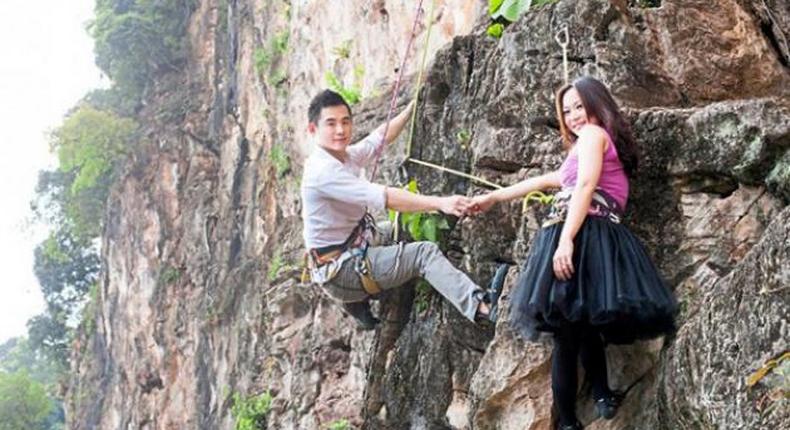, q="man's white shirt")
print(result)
[301,130,387,249]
